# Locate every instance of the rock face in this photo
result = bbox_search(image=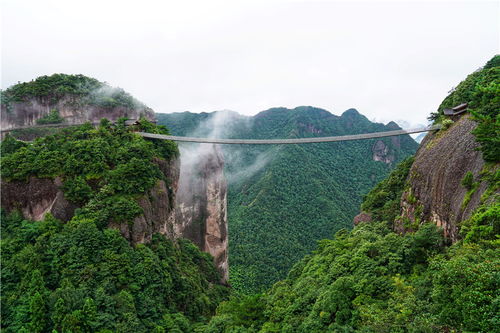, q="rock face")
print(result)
[174,144,229,283]
[1,147,229,282]
[1,95,155,131]
[109,158,180,244]
[353,212,372,225]
[395,115,488,241]
[1,176,78,222]
[372,140,395,164]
